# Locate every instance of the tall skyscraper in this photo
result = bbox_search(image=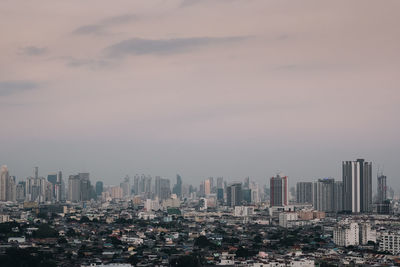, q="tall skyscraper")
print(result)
[68,175,81,202]
[172,174,182,198]
[226,183,242,207]
[377,173,387,204]
[0,165,9,201]
[343,159,372,213]
[270,174,288,207]
[334,181,343,212]
[204,179,211,195]
[79,173,92,201]
[96,181,103,196]
[296,182,313,204]
[313,178,335,212]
